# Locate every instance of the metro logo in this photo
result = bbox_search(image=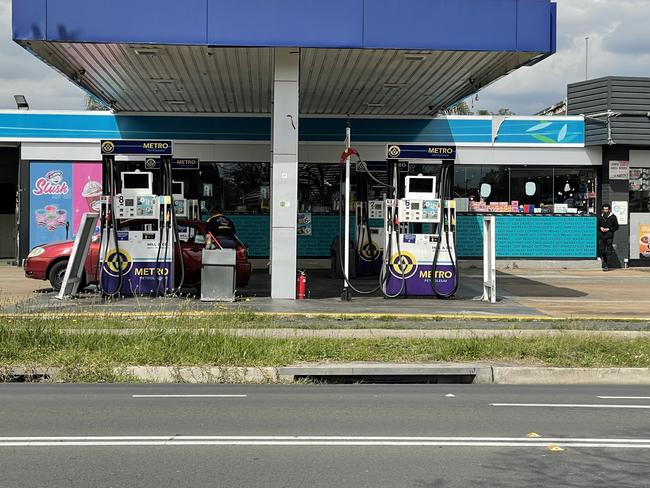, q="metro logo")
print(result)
[427,147,454,155]
[134,267,170,276]
[419,270,454,279]
[142,143,170,150]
